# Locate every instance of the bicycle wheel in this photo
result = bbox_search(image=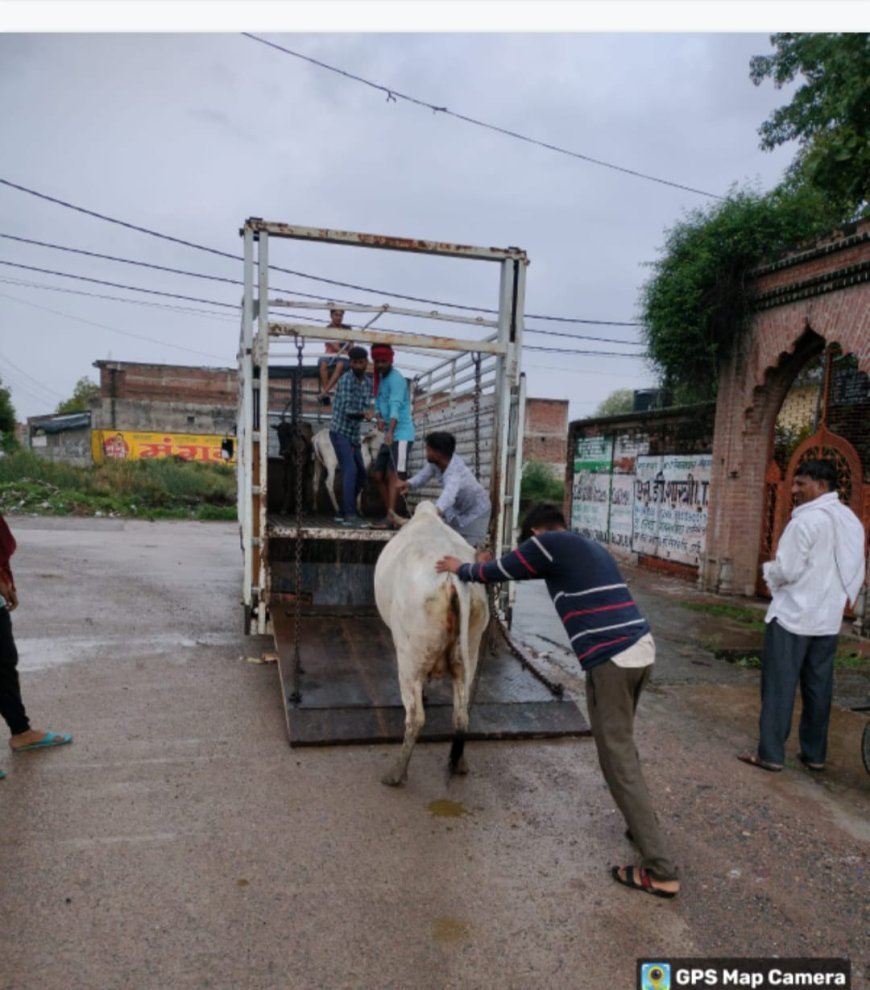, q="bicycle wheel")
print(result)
[863,722,870,776]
